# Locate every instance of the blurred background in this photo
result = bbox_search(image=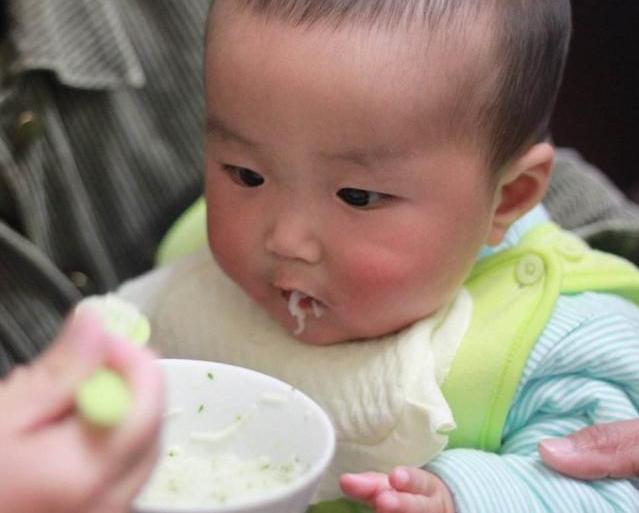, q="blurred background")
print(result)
[552,0,639,202]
